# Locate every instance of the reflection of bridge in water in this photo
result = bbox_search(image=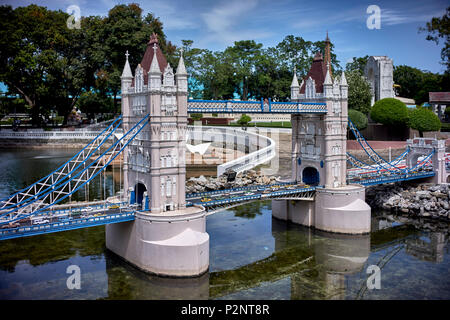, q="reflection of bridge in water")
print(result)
[101,215,446,299]
[0,33,448,277]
